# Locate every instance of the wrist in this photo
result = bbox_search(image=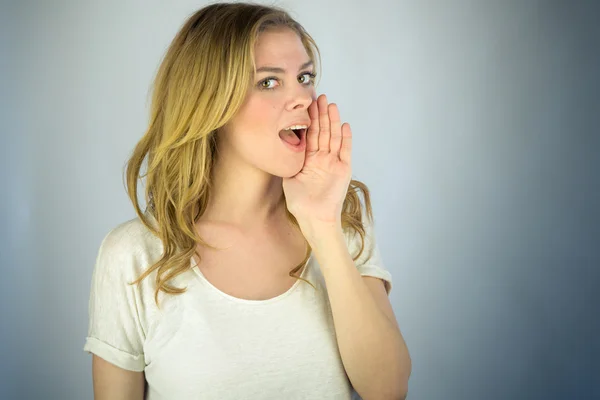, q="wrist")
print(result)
[300,220,344,249]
